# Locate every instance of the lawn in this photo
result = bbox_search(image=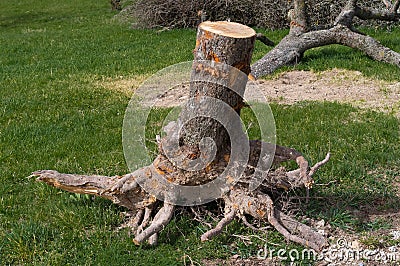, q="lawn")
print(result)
[1,1,399,265]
